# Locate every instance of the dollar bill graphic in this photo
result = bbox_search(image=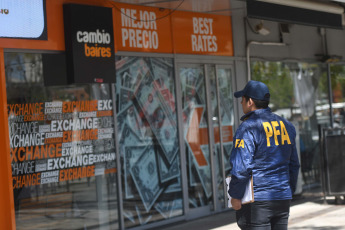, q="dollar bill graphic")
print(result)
[154,197,182,219]
[124,146,146,199]
[154,200,173,219]
[180,67,205,105]
[169,198,183,218]
[117,105,142,145]
[117,100,144,141]
[219,87,234,125]
[217,69,234,125]
[119,123,141,147]
[180,68,211,198]
[185,130,212,198]
[148,58,176,114]
[130,145,163,212]
[149,58,173,82]
[134,73,178,164]
[125,106,145,140]
[116,57,149,91]
[157,151,180,183]
[119,87,134,111]
[116,104,130,141]
[148,58,170,86]
[165,176,182,193]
